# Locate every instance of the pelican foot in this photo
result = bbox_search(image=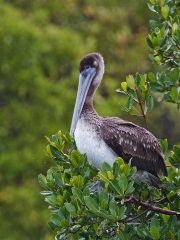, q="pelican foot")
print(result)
[90,181,102,193]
